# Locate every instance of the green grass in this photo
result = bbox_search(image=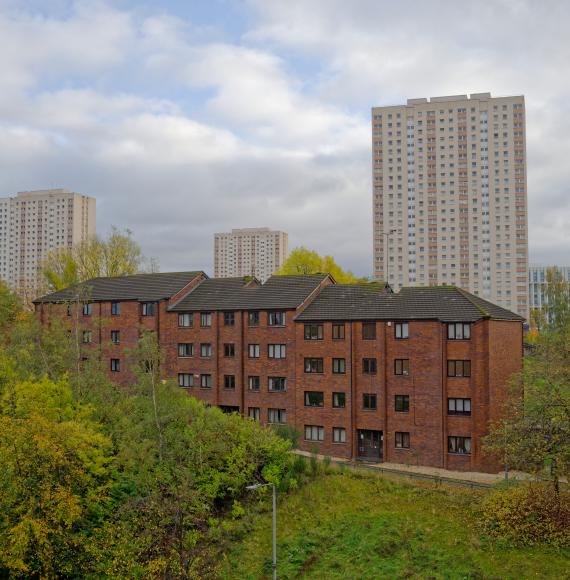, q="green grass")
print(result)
[219,471,570,579]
